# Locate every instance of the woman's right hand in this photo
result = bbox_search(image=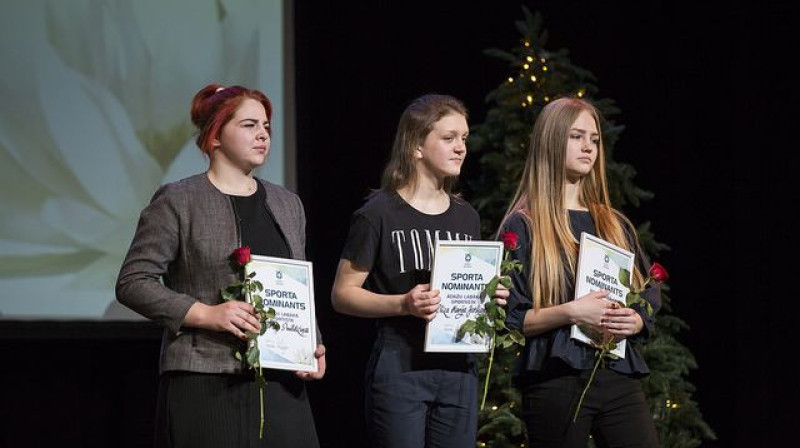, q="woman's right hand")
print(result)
[402,283,441,321]
[568,289,615,328]
[184,301,262,339]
